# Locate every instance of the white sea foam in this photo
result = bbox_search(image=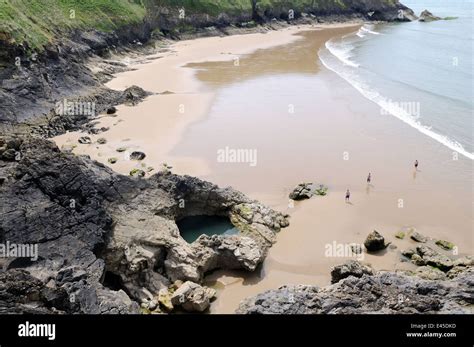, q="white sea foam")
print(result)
[325,40,359,68]
[319,44,474,160]
[360,25,381,35]
[356,25,381,38]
